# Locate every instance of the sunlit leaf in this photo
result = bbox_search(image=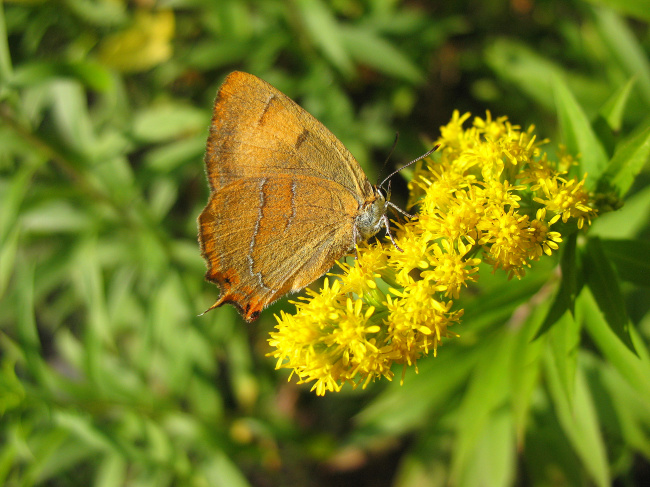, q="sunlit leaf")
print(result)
[553,75,609,186]
[583,237,635,353]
